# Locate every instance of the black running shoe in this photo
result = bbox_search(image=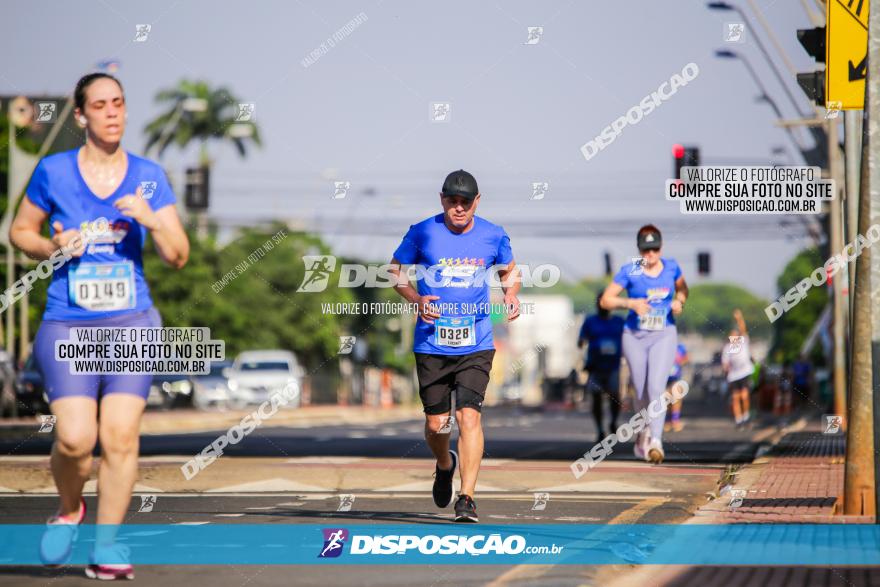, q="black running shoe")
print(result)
[432,450,458,508]
[454,494,478,523]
